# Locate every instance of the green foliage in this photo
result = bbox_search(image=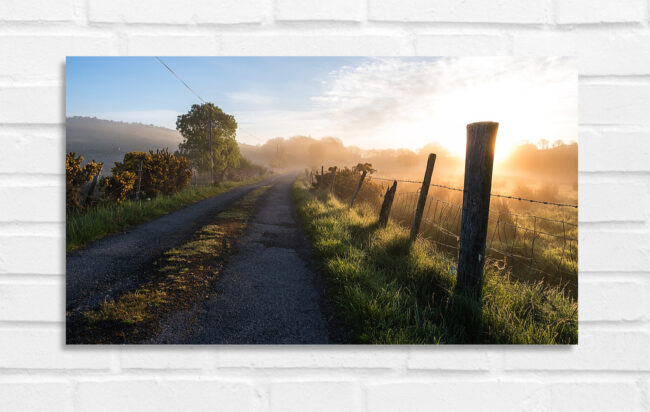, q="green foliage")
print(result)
[101,149,192,202]
[66,152,103,210]
[293,180,577,344]
[176,103,240,180]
